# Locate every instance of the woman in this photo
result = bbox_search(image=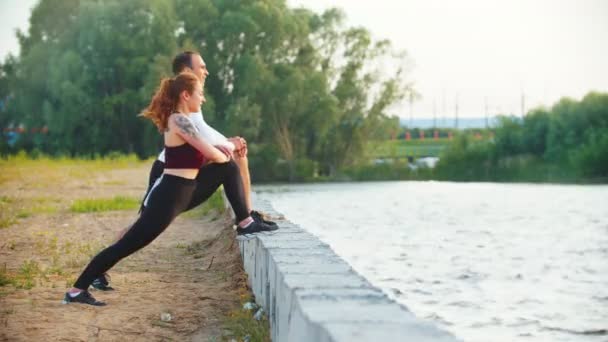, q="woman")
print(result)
[63,72,277,306]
